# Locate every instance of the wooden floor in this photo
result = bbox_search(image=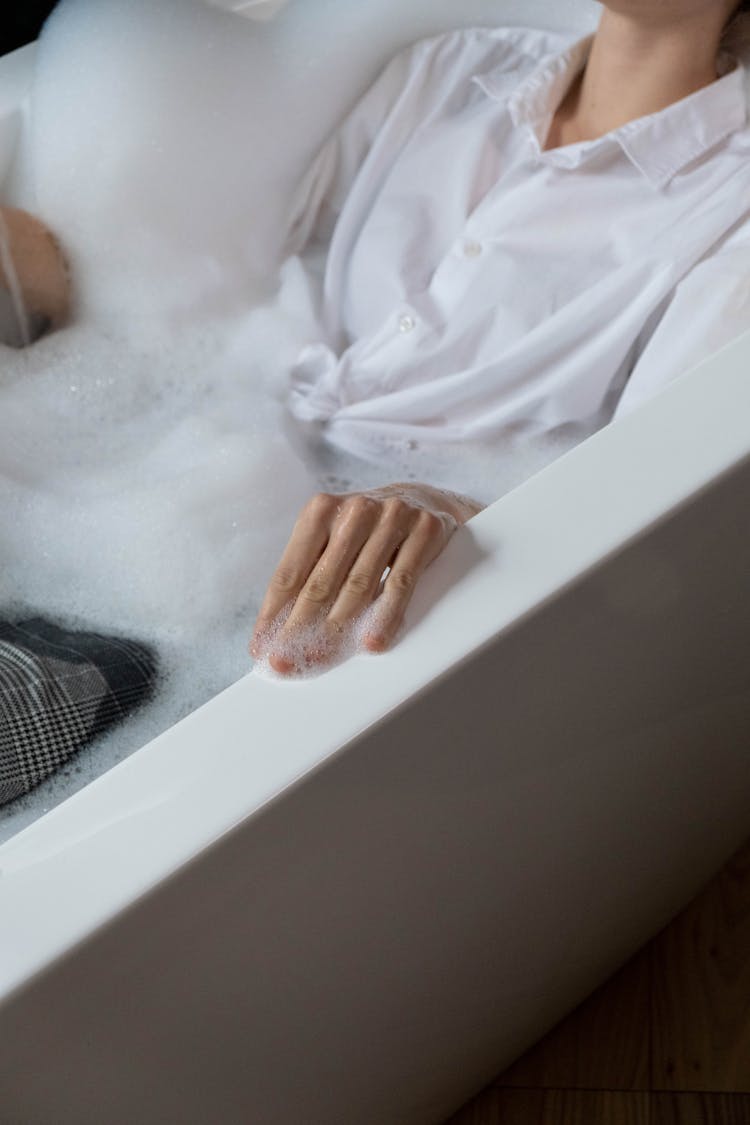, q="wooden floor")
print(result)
[446,838,750,1125]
